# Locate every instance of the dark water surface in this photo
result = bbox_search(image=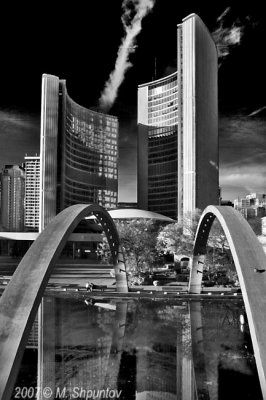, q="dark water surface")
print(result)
[13,295,263,399]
